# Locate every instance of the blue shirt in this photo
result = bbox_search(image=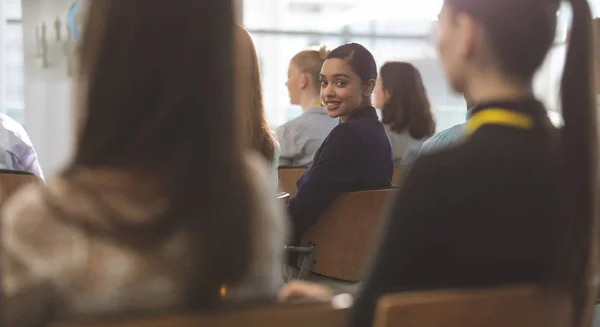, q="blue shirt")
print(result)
[288,107,393,241]
[419,123,465,155]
